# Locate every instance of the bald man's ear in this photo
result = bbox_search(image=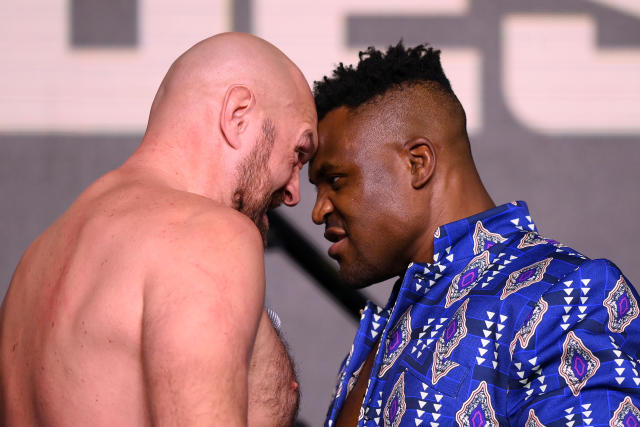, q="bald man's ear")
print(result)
[220,85,255,149]
[406,138,436,189]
